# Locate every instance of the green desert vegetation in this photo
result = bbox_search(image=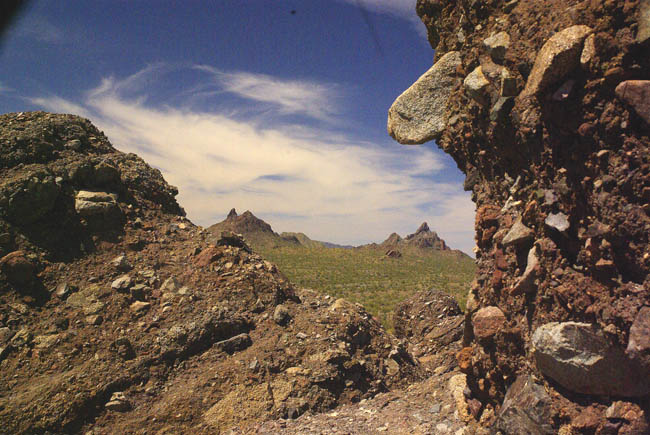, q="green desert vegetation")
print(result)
[209,210,476,331]
[255,243,476,331]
